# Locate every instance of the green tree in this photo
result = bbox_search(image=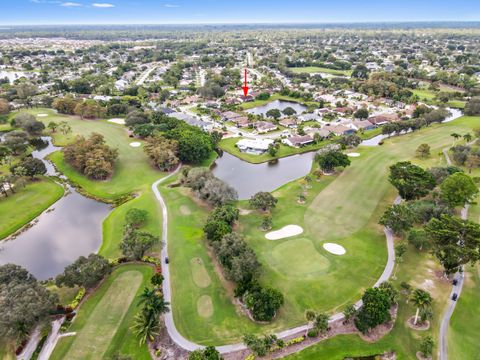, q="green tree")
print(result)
[48,121,58,133]
[189,346,223,360]
[426,215,480,274]
[249,191,278,212]
[151,273,164,288]
[379,204,415,235]
[266,108,281,120]
[0,264,57,342]
[316,150,351,173]
[354,108,369,119]
[389,162,436,200]
[410,289,432,325]
[121,226,159,260]
[244,286,284,322]
[419,336,434,357]
[440,172,479,208]
[354,287,393,334]
[282,107,297,116]
[408,228,429,251]
[12,157,46,179]
[343,304,357,324]
[143,135,179,171]
[55,254,112,289]
[415,143,431,159]
[125,208,148,228]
